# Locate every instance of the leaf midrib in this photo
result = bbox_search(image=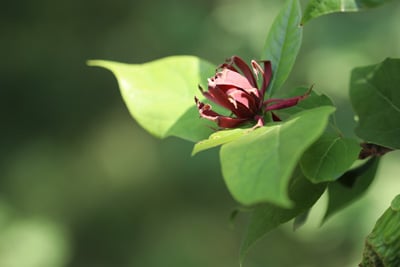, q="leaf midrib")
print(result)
[367,80,400,114]
[312,137,341,180]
